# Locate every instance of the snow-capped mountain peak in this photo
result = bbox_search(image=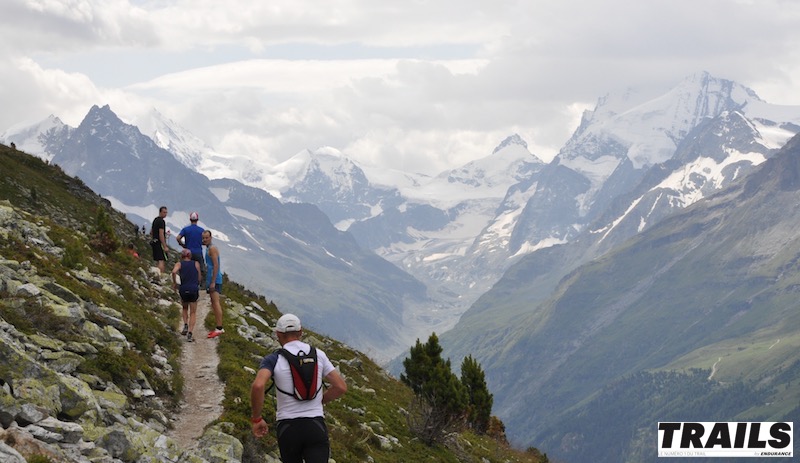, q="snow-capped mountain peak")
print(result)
[0,114,72,161]
[563,71,765,170]
[135,108,209,170]
[433,134,544,202]
[492,133,528,154]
